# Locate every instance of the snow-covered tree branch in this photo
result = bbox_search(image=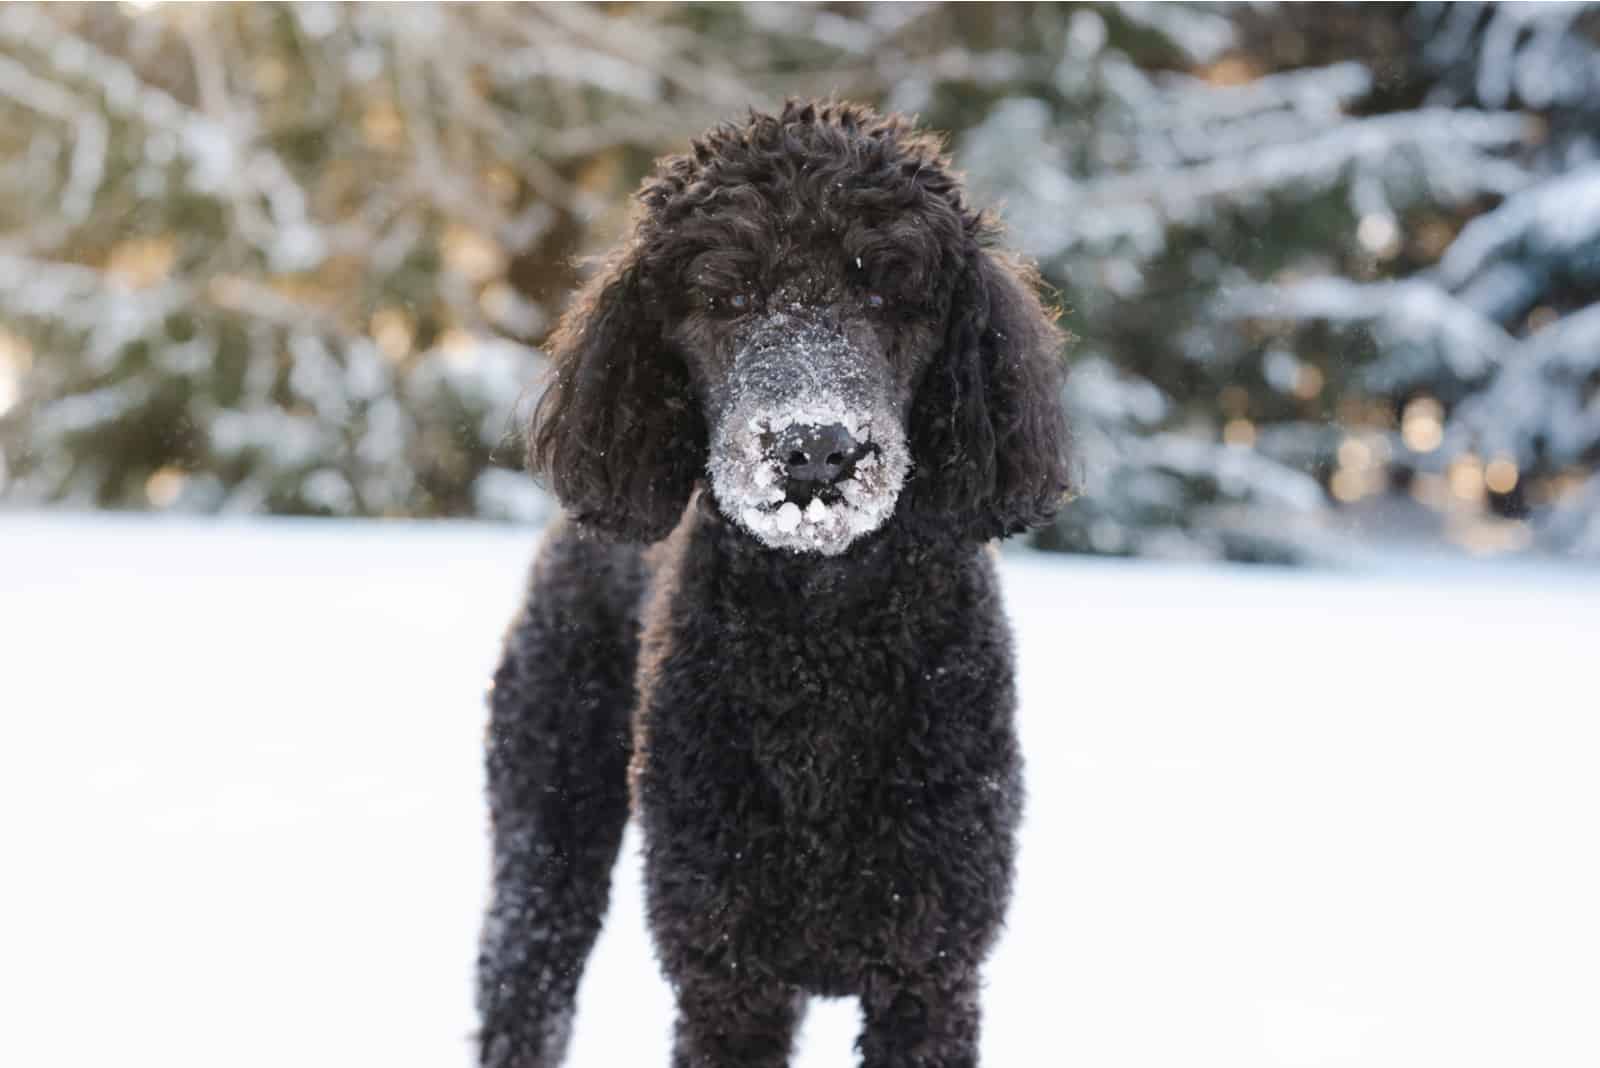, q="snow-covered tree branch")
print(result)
[1,2,1595,560]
